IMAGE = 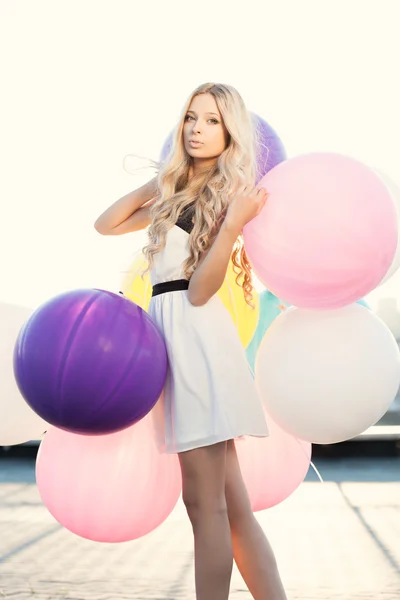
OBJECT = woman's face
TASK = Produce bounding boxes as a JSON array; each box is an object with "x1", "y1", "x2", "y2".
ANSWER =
[{"x1": 183, "y1": 93, "x2": 229, "y2": 167}]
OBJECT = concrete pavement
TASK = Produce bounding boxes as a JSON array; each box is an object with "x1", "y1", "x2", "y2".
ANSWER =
[{"x1": 0, "y1": 453, "x2": 399, "y2": 599}]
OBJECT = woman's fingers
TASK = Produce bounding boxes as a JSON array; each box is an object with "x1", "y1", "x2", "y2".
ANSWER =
[
  {"x1": 233, "y1": 184, "x2": 269, "y2": 201},
  {"x1": 255, "y1": 186, "x2": 268, "y2": 196}
]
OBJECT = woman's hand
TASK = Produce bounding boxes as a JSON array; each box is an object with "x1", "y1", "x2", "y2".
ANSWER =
[{"x1": 224, "y1": 184, "x2": 268, "y2": 235}]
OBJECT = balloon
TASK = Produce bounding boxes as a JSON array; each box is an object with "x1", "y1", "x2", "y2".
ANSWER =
[
  {"x1": 120, "y1": 252, "x2": 152, "y2": 310},
  {"x1": 252, "y1": 114, "x2": 287, "y2": 182},
  {"x1": 243, "y1": 153, "x2": 398, "y2": 309},
  {"x1": 255, "y1": 304, "x2": 400, "y2": 444},
  {"x1": 36, "y1": 416, "x2": 182, "y2": 542},
  {"x1": 246, "y1": 291, "x2": 287, "y2": 373},
  {"x1": 159, "y1": 113, "x2": 286, "y2": 183},
  {"x1": 236, "y1": 411, "x2": 311, "y2": 511},
  {"x1": 14, "y1": 289, "x2": 168, "y2": 435},
  {"x1": 375, "y1": 170, "x2": 400, "y2": 285},
  {"x1": 246, "y1": 292, "x2": 370, "y2": 374},
  {"x1": 0, "y1": 303, "x2": 48, "y2": 446},
  {"x1": 356, "y1": 298, "x2": 370, "y2": 309},
  {"x1": 374, "y1": 297, "x2": 400, "y2": 341},
  {"x1": 217, "y1": 262, "x2": 260, "y2": 347},
  {"x1": 121, "y1": 253, "x2": 260, "y2": 348}
]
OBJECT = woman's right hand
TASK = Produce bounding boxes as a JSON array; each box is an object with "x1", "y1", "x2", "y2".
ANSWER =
[{"x1": 224, "y1": 184, "x2": 268, "y2": 235}]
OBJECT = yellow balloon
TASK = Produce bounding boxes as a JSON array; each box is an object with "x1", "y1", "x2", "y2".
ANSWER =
[
  {"x1": 121, "y1": 254, "x2": 259, "y2": 347},
  {"x1": 120, "y1": 253, "x2": 152, "y2": 310},
  {"x1": 218, "y1": 262, "x2": 260, "y2": 347}
]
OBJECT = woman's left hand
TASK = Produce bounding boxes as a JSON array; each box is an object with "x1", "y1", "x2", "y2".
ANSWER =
[{"x1": 224, "y1": 184, "x2": 268, "y2": 235}]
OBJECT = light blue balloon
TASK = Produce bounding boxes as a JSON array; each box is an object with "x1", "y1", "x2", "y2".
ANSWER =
[
  {"x1": 246, "y1": 290, "x2": 286, "y2": 375},
  {"x1": 356, "y1": 297, "x2": 370, "y2": 309}
]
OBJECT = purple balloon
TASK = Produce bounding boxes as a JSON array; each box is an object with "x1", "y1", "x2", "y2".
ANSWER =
[
  {"x1": 159, "y1": 112, "x2": 286, "y2": 182},
  {"x1": 13, "y1": 289, "x2": 167, "y2": 435},
  {"x1": 251, "y1": 114, "x2": 287, "y2": 182}
]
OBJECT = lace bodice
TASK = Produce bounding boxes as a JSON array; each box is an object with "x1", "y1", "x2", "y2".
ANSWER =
[{"x1": 175, "y1": 203, "x2": 195, "y2": 234}]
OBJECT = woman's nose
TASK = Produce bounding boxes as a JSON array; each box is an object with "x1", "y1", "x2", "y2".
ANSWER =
[{"x1": 192, "y1": 120, "x2": 201, "y2": 134}]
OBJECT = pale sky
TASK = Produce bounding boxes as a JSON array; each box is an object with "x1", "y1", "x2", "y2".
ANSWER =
[{"x1": 1, "y1": 0, "x2": 400, "y2": 318}]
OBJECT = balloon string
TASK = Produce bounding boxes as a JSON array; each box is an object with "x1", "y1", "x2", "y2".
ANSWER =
[
  {"x1": 122, "y1": 153, "x2": 160, "y2": 173},
  {"x1": 294, "y1": 437, "x2": 324, "y2": 483},
  {"x1": 310, "y1": 460, "x2": 324, "y2": 483}
]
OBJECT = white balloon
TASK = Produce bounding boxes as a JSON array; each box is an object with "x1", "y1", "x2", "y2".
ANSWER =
[
  {"x1": 255, "y1": 304, "x2": 400, "y2": 444},
  {"x1": 375, "y1": 171, "x2": 400, "y2": 285},
  {"x1": 374, "y1": 297, "x2": 400, "y2": 341},
  {"x1": 0, "y1": 303, "x2": 48, "y2": 446}
]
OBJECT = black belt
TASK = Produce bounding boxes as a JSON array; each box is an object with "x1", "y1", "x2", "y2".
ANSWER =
[{"x1": 151, "y1": 279, "x2": 190, "y2": 297}]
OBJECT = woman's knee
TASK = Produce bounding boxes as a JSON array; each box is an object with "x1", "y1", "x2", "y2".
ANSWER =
[
  {"x1": 182, "y1": 485, "x2": 228, "y2": 525},
  {"x1": 179, "y1": 443, "x2": 229, "y2": 526}
]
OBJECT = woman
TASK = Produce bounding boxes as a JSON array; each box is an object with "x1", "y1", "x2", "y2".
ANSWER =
[{"x1": 94, "y1": 82, "x2": 287, "y2": 600}]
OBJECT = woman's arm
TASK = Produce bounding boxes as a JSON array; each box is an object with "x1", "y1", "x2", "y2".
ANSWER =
[
  {"x1": 187, "y1": 221, "x2": 240, "y2": 306},
  {"x1": 188, "y1": 184, "x2": 268, "y2": 306},
  {"x1": 94, "y1": 176, "x2": 158, "y2": 235}
]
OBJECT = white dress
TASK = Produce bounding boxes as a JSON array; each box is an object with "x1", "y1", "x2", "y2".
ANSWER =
[{"x1": 148, "y1": 220, "x2": 269, "y2": 454}]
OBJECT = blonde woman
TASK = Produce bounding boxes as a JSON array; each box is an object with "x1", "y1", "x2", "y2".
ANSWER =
[{"x1": 94, "y1": 83, "x2": 287, "y2": 600}]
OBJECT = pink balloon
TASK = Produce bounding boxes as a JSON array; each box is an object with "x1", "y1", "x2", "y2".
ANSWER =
[
  {"x1": 36, "y1": 416, "x2": 182, "y2": 542},
  {"x1": 236, "y1": 412, "x2": 311, "y2": 511},
  {"x1": 243, "y1": 153, "x2": 398, "y2": 309}
]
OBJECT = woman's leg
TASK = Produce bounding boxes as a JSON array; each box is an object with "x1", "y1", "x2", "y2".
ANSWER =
[
  {"x1": 225, "y1": 440, "x2": 288, "y2": 600},
  {"x1": 179, "y1": 441, "x2": 233, "y2": 600}
]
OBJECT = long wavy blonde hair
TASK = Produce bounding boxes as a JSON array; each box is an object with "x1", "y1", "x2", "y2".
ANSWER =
[{"x1": 142, "y1": 82, "x2": 258, "y2": 306}]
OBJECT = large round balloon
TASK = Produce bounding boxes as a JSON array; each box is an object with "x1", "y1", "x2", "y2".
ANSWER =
[
  {"x1": 159, "y1": 113, "x2": 286, "y2": 183},
  {"x1": 36, "y1": 416, "x2": 182, "y2": 542},
  {"x1": 0, "y1": 303, "x2": 48, "y2": 446},
  {"x1": 246, "y1": 292, "x2": 370, "y2": 374},
  {"x1": 374, "y1": 297, "x2": 400, "y2": 341},
  {"x1": 255, "y1": 303, "x2": 400, "y2": 444},
  {"x1": 14, "y1": 289, "x2": 168, "y2": 435},
  {"x1": 121, "y1": 253, "x2": 260, "y2": 348},
  {"x1": 236, "y1": 411, "x2": 311, "y2": 511},
  {"x1": 243, "y1": 153, "x2": 398, "y2": 309}
]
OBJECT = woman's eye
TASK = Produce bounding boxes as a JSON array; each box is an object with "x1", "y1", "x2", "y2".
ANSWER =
[{"x1": 185, "y1": 115, "x2": 218, "y2": 124}]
